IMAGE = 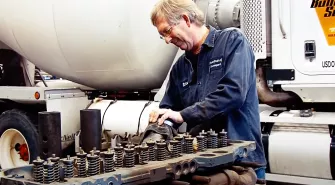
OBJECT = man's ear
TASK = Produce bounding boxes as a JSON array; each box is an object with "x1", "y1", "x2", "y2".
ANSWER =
[{"x1": 182, "y1": 14, "x2": 191, "y2": 27}]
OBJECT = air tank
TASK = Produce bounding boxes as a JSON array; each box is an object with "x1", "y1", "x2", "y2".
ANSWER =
[{"x1": 0, "y1": 0, "x2": 178, "y2": 90}]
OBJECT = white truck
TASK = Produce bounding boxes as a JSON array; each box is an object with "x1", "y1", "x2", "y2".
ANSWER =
[{"x1": 0, "y1": 0, "x2": 335, "y2": 184}]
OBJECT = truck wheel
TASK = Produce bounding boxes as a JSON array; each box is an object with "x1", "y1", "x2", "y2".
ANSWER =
[{"x1": 0, "y1": 110, "x2": 39, "y2": 169}]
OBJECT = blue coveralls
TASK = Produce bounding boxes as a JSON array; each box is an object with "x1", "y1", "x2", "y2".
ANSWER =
[{"x1": 159, "y1": 26, "x2": 267, "y2": 179}]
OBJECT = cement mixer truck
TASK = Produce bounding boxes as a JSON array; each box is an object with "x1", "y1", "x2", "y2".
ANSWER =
[{"x1": 0, "y1": 0, "x2": 335, "y2": 184}]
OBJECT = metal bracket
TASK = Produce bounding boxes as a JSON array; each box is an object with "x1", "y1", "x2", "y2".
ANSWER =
[{"x1": 265, "y1": 69, "x2": 295, "y2": 81}]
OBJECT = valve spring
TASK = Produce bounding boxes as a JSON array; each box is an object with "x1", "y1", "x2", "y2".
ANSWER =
[
  {"x1": 104, "y1": 149, "x2": 115, "y2": 172},
  {"x1": 76, "y1": 149, "x2": 87, "y2": 177},
  {"x1": 134, "y1": 146, "x2": 141, "y2": 165},
  {"x1": 185, "y1": 137, "x2": 194, "y2": 154},
  {"x1": 169, "y1": 140, "x2": 180, "y2": 158},
  {"x1": 32, "y1": 156, "x2": 44, "y2": 183},
  {"x1": 209, "y1": 132, "x2": 218, "y2": 148},
  {"x1": 91, "y1": 147, "x2": 102, "y2": 171},
  {"x1": 146, "y1": 140, "x2": 156, "y2": 161},
  {"x1": 219, "y1": 130, "x2": 228, "y2": 147},
  {"x1": 114, "y1": 144, "x2": 124, "y2": 168},
  {"x1": 199, "y1": 130, "x2": 208, "y2": 150},
  {"x1": 124, "y1": 146, "x2": 135, "y2": 168},
  {"x1": 207, "y1": 129, "x2": 214, "y2": 148},
  {"x1": 63, "y1": 155, "x2": 74, "y2": 178},
  {"x1": 139, "y1": 144, "x2": 149, "y2": 164},
  {"x1": 207, "y1": 135, "x2": 213, "y2": 149},
  {"x1": 182, "y1": 134, "x2": 191, "y2": 153},
  {"x1": 196, "y1": 135, "x2": 205, "y2": 152},
  {"x1": 49, "y1": 154, "x2": 60, "y2": 182},
  {"x1": 174, "y1": 136, "x2": 183, "y2": 156},
  {"x1": 156, "y1": 141, "x2": 167, "y2": 161},
  {"x1": 87, "y1": 151, "x2": 100, "y2": 176},
  {"x1": 43, "y1": 159, "x2": 54, "y2": 184}
]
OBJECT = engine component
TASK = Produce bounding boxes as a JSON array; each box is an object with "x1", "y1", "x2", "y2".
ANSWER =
[
  {"x1": 87, "y1": 151, "x2": 100, "y2": 176},
  {"x1": 32, "y1": 156, "x2": 44, "y2": 183},
  {"x1": 146, "y1": 139, "x2": 156, "y2": 161},
  {"x1": 156, "y1": 140, "x2": 167, "y2": 161},
  {"x1": 182, "y1": 134, "x2": 191, "y2": 153},
  {"x1": 174, "y1": 136, "x2": 183, "y2": 156},
  {"x1": 91, "y1": 147, "x2": 101, "y2": 156},
  {"x1": 139, "y1": 143, "x2": 149, "y2": 165},
  {"x1": 76, "y1": 148, "x2": 87, "y2": 177},
  {"x1": 114, "y1": 144, "x2": 124, "y2": 168},
  {"x1": 38, "y1": 111, "x2": 62, "y2": 160},
  {"x1": 185, "y1": 137, "x2": 194, "y2": 154},
  {"x1": 0, "y1": 140, "x2": 255, "y2": 185},
  {"x1": 206, "y1": 130, "x2": 213, "y2": 149},
  {"x1": 80, "y1": 109, "x2": 102, "y2": 153},
  {"x1": 196, "y1": 135, "x2": 205, "y2": 152},
  {"x1": 126, "y1": 142, "x2": 135, "y2": 149},
  {"x1": 209, "y1": 131, "x2": 218, "y2": 149},
  {"x1": 124, "y1": 146, "x2": 135, "y2": 168},
  {"x1": 134, "y1": 146, "x2": 140, "y2": 165},
  {"x1": 62, "y1": 155, "x2": 74, "y2": 178},
  {"x1": 219, "y1": 129, "x2": 228, "y2": 147},
  {"x1": 91, "y1": 146, "x2": 103, "y2": 173},
  {"x1": 49, "y1": 154, "x2": 60, "y2": 182},
  {"x1": 43, "y1": 159, "x2": 55, "y2": 184},
  {"x1": 169, "y1": 139, "x2": 180, "y2": 158},
  {"x1": 199, "y1": 130, "x2": 208, "y2": 150},
  {"x1": 103, "y1": 148, "x2": 115, "y2": 172}
]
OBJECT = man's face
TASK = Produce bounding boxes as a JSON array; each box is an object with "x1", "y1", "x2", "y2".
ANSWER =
[{"x1": 155, "y1": 16, "x2": 193, "y2": 51}]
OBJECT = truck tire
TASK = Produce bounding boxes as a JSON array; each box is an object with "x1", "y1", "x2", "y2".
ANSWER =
[{"x1": 0, "y1": 109, "x2": 39, "y2": 169}]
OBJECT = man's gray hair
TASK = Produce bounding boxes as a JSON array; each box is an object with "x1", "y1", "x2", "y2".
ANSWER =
[{"x1": 151, "y1": 0, "x2": 205, "y2": 27}]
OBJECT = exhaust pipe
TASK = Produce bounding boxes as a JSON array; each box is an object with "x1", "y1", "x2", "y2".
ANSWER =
[{"x1": 256, "y1": 66, "x2": 302, "y2": 107}]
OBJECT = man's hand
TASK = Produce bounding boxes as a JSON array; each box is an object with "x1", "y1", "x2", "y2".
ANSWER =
[{"x1": 149, "y1": 108, "x2": 184, "y2": 125}]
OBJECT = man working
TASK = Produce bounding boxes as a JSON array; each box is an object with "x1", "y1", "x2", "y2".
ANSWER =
[{"x1": 148, "y1": 0, "x2": 266, "y2": 180}]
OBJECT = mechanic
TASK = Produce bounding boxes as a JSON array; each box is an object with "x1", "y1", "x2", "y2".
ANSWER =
[{"x1": 148, "y1": 0, "x2": 267, "y2": 180}]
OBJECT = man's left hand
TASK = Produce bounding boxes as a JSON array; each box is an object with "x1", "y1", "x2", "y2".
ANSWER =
[{"x1": 149, "y1": 109, "x2": 184, "y2": 125}]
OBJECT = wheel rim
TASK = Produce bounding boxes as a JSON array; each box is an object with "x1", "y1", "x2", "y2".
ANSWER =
[{"x1": 0, "y1": 129, "x2": 30, "y2": 169}]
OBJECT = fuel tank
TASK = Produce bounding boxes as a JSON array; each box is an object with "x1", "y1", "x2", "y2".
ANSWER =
[{"x1": 0, "y1": 0, "x2": 178, "y2": 90}]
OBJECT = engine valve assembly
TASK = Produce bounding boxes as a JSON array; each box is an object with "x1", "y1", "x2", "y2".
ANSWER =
[
  {"x1": 43, "y1": 159, "x2": 55, "y2": 184},
  {"x1": 146, "y1": 139, "x2": 156, "y2": 161},
  {"x1": 32, "y1": 156, "x2": 44, "y2": 183},
  {"x1": 76, "y1": 148, "x2": 87, "y2": 177},
  {"x1": 102, "y1": 148, "x2": 115, "y2": 172},
  {"x1": 62, "y1": 155, "x2": 74, "y2": 178},
  {"x1": 26, "y1": 129, "x2": 232, "y2": 185},
  {"x1": 87, "y1": 150, "x2": 100, "y2": 176},
  {"x1": 156, "y1": 140, "x2": 168, "y2": 161},
  {"x1": 139, "y1": 143, "x2": 149, "y2": 165},
  {"x1": 124, "y1": 145, "x2": 135, "y2": 168},
  {"x1": 114, "y1": 143, "x2": 124, "y2": 168},
  {"x1": 49, "y1": 154, "x2": 60, "y2": 182}
]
